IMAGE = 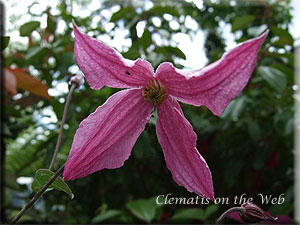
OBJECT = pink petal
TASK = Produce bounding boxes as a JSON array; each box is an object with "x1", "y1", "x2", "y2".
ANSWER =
[
  {"x1": 64, "y1": 88, "x2": 153, "y2": 180},
  {"x1": 156, "y1": 96, "x2": 215, "y2": 200},
  {"x1": 73, "y1": 24, "x2": 154, "y2": 90},
  {"x1": 155, "y1": 31, "x2": 268, "y2": 116}
]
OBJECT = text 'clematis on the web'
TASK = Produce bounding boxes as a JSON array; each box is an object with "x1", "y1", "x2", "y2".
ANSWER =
[{"x1": 63, "y1": 24, "x2": 268, "y2": 201}]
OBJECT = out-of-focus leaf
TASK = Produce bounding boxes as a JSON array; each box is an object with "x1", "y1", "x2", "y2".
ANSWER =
[
  {"x1": 247, "y1": 121, "x2": 262, "y2": 141},
  {"x1": 247, "y1": 25, "x2": 268, "y2": 36},
  {"x1": 232, "y1": 15, "x2": 255, "y2": 32},
  {"x1": 170, "y1": 208, "x2": 204, "y2": 222},
  {"x1": 52, "y1": 99, "x2": 64, "y2": 120},
  {"x1": 14, "y1": 95, "x2": 44, "y2": 108},
  {"x1": 91, "y1": 210, "x2": 124, "y2": 223},
  {"x1": 5, "y1": 173, "x2": 20, "y2": 191},
  {"x1": 9, "y1": 211, "x2": 32, "y2": 222},
  {"x1": 271, "y1": 26, "x2": 293, "y2": 46},
  {"x1": 222, "y1": 96, "x2": 247, "y2": 121},
  {"x1": 156, "y1": 46, "x2": 186, "y2": 59},
  {"x1": 110, "y1": 7, "x2": 134, "y2": 22},
  {"x1": 204, "y1": 205, "x2": 218, "y2": 219},
  {"x1": 269, "y1": 200, "x2": 293, "y2": 215},
  {"x1": 56, "y1": 52, "x2": 75, "y2": 74},
  {"x1": 272, "y1": 37, "x2": 293, "y2": 48},
  {"x1": 284, "y1": 117, "x2": 293, "y2": 136},
  {"x1": 47, "y1": 9, "x2": 57, "y2": 33},
  {"x1": 4, "y1": 69, "x2": 17, "y2": 96},
  {"x1": 1, "y1": 36, "x2": 10, "y2": 50},
  {"x1": 132, "y1": 132, "x2": 152, "y2": 159},
  {"x1": 147, "y1": 6, "x2": 180, "y2": 17},
  {"x1": 270, "y1": 63, "x2": 293, "y2": 83},
  {"x1": 20, "y1": 21, "x2": 40, "y2": 36},
  {"x1": 265, "y1": 52, "x2": 294, "y2": 66},
  {"x1": 25, "y1": 46, "x2": 48, "y2": 64},
  {"x1": 258, "y1": 66, "x2": 287, "y2": 92},
  {"x1": 123, "y1": 45, "x2": 140, "y2": 59},
  {"x1": 140, "y1": 30, "x2": 152, "y2": 50},
  {"x1": 126, "y1": 198, "x2": 157, "y2": 223},
  {"x1": 7, "y1": 68, "x2": 51, "y2": 100},
  {"x1": 126, "y1": 15, "x2": 141, "y2": 29},
  {"x1": 32, "y1": 169, "x2": 73, "y2": 199},
  {"x1": 274, "y1": 112, "x2": 293, "y2": 137}
]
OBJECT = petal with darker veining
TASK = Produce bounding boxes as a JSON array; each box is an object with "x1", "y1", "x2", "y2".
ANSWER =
[
  {"x1": 74, "y1": 24, "x2": 154, "y2": 90},
  {"x1": 155, "y1": 31, "x2": 268, "y2": 116},
  {"x1": 156, "y1": 96, "x2": 215, "y2": 200},
  {"x1": 64, "y1": 88, "x2": 153, "y2": 180}
]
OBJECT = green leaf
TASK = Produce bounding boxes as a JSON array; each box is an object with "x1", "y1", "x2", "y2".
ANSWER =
[
  {"x1": 147, "y1": 6, "x2": 180, "y2": 17},
  {"x1": 20, "y1": 21, "x2": 41, "y2": 36},
  {"x1": 222, "y1": 96, "x2": 247, "y2": 121},
  {"x1": 126, "y1": 15, "x2": 141, "y2": 29},
  {"x1": 271, "y1": 26, "x2": 293, "y2": 46},
  {"x1": 204, "y1": 205, "x2": 218, "y2": 218},
  {"x1": 156, "y1": 46, "x2": 186, "y2": 59},
  {"x1": 126, "y1": 198, "x2": 157, "y2": 223},
  {"x1": 92, "y1": 210, "x2": 124, "y2": 223},
  {"x1": 170, "y1": 208, "x2": 204, "y2": 222},
  {"x1": 32, "y1": 169, "x2": 73, "y2": 199},
  {"x1": 110, "y1": 7, "x2": 134, "y2": 22},
  {"x1": 140, "y1": 30, "x2": 152, "y2": 50},
  {"x1": 47, "y1": 10, "x2": 57, "y2": 33},
  {"x1": 132, "y1": 132, "x2": 152, "y2": 160},
  {"x1": 232, "y1": 15, "x2": 255, "y2": 32},
  {"x1": 274, "y1": 112, "x2": 293, "y2": 137},
  {"x1": 270, "y1": 63, "x2": 293, "y2": 83},
  {"x1": 247, "y1": 24, "x2": 268, "y2": 36},
  {"x1": 51, "y1": 99, "x2": 64, "y2": 120},
  {"x1": 25, "y1": 46, "x2": 48, "y2": 64},
  {"x1": 123, "y1": 45, "x2": 140, "y2": 60},
  {"x1": 56, "y1": 52, "x2": 75, "y2": 74},
  {"x1": 269, "y1": 200, "x2": 293, "y2": 215},
  {"x1": 272, "y1": 36, "x2": 293, "y2": 48},
  {"x1": 247, "y1": 121, "x2": 262, "y2": 141},
  {"x1": 265, "y1": 52, "x2": 294, "y2": 67},
  {"x1": 258, "y1": 66, "x2": 287, "y2": 92},
  {"x1": 1, "y1": 36, "x2": 10, "y2": 50}
]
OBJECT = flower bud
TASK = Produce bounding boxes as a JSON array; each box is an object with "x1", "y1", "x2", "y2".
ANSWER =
[
  {"x1": 69, "y1": 74, "x2": 84, "y2": 88},
  {"x1": 240, "y1": 202, "x2": 277, "y2": 223}
]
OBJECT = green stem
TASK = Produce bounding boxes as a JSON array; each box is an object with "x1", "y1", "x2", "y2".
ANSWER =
[{"x1": 8, "y1": 81, "x2": 78, "y2": 224}]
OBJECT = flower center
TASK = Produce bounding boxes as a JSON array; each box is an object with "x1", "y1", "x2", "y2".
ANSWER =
[{"x1": 142, "y1": 79, "x2": 168, "y2": 107}]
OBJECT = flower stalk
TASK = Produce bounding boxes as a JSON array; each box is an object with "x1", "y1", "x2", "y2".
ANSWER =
[
  {"x1": 9, "y1": 76, "x2": 82, "y2": 224},
  {"x1": 9, "y1": 164, "x2": 65, "y2": 224},
  {"x1": 49, "y1": 83, "x2": 76, "y2": 170}
]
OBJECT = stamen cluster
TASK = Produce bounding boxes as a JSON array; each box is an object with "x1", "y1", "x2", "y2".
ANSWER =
[{"x1": 142, "y1": 79, "x2": 168, "y2": 107}]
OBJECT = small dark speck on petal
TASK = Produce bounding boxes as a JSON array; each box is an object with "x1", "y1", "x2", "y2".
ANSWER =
[{"x1": 125, "y1": 71, "x2": 131, "y2": 75}]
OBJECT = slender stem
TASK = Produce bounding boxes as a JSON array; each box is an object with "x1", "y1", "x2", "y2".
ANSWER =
[
  {"x1": 216, "y1": 207, "x2": 244, "y2": 225},
  {"x1": 49, "y1": 84, "x2": 76, "y2": 170},
  {"x1": 9, "y1": 164, "x2": 65, "y2": 224},
  {"x1": 8, "y1": 83, "x2": 78, "y2": 224}
]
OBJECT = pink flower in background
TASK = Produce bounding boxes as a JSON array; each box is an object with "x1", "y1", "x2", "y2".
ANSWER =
[{"x1": 63, "y1": 24, "x2": 267, "y2": 200}]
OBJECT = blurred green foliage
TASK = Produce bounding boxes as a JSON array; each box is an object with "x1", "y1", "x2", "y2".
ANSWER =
[{"x1": 2, "y1": 0, "x2": 294, "y2": 224}]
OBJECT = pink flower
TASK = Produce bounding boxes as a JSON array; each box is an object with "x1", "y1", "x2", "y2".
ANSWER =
[{"x1": 63, "y1": 24, "x2": 268, "y2": 201}]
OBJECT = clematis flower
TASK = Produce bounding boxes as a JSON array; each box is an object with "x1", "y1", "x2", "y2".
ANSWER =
[{"x1": 63, "y1": 24, "x2": 268, "y2": 201}]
